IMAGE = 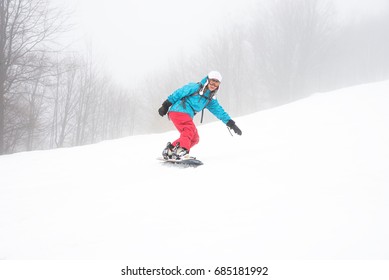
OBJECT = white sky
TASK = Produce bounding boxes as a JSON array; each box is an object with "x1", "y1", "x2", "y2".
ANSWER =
[
  {"x1": 59, "y1": 0, "x2": 388, "y2": 88},
  {"x1": 63, "y1": 0, "x2": 253, "y2": 87},
  {"x1": 334, "y1": 0, "x2": 388, "y2": 20}
]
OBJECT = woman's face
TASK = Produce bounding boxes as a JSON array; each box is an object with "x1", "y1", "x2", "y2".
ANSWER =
[{"x1": 208, "y1": 79, "x2": 220, "y2": 91}]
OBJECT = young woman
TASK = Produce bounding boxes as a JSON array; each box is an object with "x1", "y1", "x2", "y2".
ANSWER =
[{"x1": 158, "y1": 71, "x2": 242, "y2": 160}]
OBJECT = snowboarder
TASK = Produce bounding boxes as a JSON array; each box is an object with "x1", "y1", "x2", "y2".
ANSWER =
[{"x1": 158, "y1": 71, "x2": 242, "y2": 160}]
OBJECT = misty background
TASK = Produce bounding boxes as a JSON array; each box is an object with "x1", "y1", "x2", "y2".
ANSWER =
[{"x1": 0, "y1": 0, "x2": 388, "y2": 155}]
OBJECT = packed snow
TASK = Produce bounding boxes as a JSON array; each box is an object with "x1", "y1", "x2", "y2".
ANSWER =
[{"x1": 1, "y1": 80, "x2": 389, "y2": 260}]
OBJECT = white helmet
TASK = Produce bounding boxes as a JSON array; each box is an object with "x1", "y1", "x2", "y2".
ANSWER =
[{"x1": 208, "y1": 71, "x2": 222, "y2": 82}]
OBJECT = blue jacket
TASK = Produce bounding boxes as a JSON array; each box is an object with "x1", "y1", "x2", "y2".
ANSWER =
[{"x1": 167, "y1": 77, "x2": 231, "y2": 124}]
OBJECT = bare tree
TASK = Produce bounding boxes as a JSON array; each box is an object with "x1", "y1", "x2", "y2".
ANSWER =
[
  {"x1": 47, "y1": 54, "x2": 80, "y2": 148},
  {"x1": 23, "y1": 58, "x2": 47, "y2": 151},
  {"x1": 0, "y1": 0, "x2": 66, "y2": 154},
  {"x1": 73, "y1": 51, "x2": 98, "y2": 146}
]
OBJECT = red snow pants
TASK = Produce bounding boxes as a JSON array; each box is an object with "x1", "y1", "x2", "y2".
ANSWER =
[{"x1": 168, "y1": 112, "x2": 199, "y2": 152}]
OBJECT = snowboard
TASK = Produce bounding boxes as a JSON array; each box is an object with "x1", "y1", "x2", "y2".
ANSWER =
[{"x1": 157, "y1": 156, "x2": 203, "y2": 167}]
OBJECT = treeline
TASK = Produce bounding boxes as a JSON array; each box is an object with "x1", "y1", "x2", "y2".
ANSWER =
[
  {"x1": 1, "y1": 0, "x2": 389, "y2": 155},
  {"x1": 145, "y1": 0, "x2": 389, "y2": 135},
  {"x1": 0, "y1": 0, "x2": 138, "y2": 154},
  {"x1": 148, "y1": 0, "x2": 389, "y2": 119}
]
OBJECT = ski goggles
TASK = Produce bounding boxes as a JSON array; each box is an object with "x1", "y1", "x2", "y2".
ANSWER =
[{"x1": 208, "y1": 79, "x2": 221, "y2": 86}]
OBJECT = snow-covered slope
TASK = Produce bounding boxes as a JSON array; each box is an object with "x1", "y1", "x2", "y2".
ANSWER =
[{"x1": 1, "y1": 81, "x2": 389, "y2": 260}]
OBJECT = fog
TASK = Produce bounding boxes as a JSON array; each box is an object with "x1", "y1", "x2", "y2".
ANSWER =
[
  {"x1": 66, "y1": 0, "x2": 389, "y2": 87},
  {"x1": 1, "y1": 0, "x2": 388, "y2": 154},
  {"x1": 62, "y1": 0, "x2": 389, "y2": 120},
  {"x1": 64, "y1": 0, "x2": 255, "y2": 85},
  {"x1": 335, "y1": 0, "x2": 389, "y2": 20}
]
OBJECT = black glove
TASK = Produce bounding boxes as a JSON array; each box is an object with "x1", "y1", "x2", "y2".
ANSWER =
[
  {"x1": 158, "y1": 100, "x2": 172, "y2": 117},
  {"x1": 227, "y1": 119, "x2": 242, "y2": 135}
]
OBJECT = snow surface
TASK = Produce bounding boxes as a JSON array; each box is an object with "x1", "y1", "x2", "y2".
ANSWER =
[{"x1": 1, "y1": 81, "x2": 389, "y2": 260}]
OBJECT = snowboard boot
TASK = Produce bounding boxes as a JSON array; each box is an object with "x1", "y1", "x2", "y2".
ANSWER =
[
  {"x1": 172, "y1": 146, "x2": 189, "y2": 160},
  {"x1": 162, "y1": 142, "x2": 175, "y2": 159}
]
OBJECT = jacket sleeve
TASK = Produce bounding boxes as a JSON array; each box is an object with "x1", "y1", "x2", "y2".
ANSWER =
[{"x1": 206, "y1": 99, "x2": 231, "y2": 124}]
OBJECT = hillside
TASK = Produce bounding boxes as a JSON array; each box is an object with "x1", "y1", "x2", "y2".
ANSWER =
[{"x1": 1, "y1": 81, "x2": 389, "y2": 260}]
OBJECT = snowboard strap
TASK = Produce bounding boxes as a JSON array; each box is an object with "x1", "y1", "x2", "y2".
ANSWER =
[{"x1": 181, "y1": 82, "x2": 216, "y2": 123}]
